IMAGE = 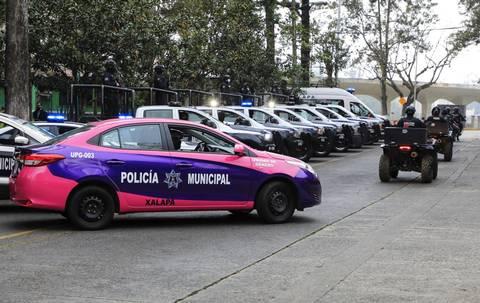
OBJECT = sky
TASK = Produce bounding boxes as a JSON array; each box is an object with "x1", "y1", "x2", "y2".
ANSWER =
[
  {"x1": 335, "y1": 1, "x2": 480, "y2": 85},
  {"x1": 433, "y1": 1, "x2": 480, "y2": 84}
]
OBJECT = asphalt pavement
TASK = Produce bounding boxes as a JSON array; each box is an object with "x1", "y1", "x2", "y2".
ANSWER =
[{"x1": 1, "y1": 132, "x2": 480, "y2": 303}]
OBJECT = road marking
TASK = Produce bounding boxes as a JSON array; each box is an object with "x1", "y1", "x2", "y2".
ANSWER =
[{"x1": 0, "y1": 229, "x2": 36, "y2": 241}]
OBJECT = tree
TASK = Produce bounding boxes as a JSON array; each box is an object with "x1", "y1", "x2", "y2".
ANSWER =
[
  {"x1": 345, "y1": 0, "x2": 438, "y2": 115},
  {"x1": 168, "y1": 0, "x2": 271, "y2": 91},
  {"x1": 387, "y1": 36, "x2": 459, "y2": 111},
  {"x1": 314, "y1": 30, "x2": 349, "y2": 87},
  {"x1": 29, "y1": 0, "x2": 171, "y2": 89},
  {"x1": 457, "y1": 0, "x2": 480, "y2": 46},
  {"x1": 5, "y1": 0, "x2": 30, "y2": 119}
]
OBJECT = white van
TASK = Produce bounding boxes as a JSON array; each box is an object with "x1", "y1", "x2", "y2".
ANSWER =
[{"x1": 299, "y1": 87, "x2": 387, "y2": 120}]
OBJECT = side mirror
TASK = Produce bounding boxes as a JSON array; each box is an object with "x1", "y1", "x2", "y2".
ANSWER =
[
  {"x1": 234, "y1": 144, "x2": 246, "y2": 156},
  {"x1": 14, "y1": 135, "x2": 29, "y2": 145}
]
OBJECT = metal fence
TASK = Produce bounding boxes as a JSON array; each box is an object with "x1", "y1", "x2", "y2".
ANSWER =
[{"x1": 70, "y1": 84, "x2": 135, "y2": 122}]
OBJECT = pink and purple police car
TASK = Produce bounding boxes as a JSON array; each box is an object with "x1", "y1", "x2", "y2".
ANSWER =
[{"x1": 9, "y1": 119, "x2": 321, "y2": 230}]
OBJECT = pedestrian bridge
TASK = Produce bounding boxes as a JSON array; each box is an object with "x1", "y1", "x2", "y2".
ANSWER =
[{"x1": 330, "y1": 78, "x2": 480, "y2": 124}]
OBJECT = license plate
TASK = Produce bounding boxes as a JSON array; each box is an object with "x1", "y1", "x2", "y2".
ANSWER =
[{"x1": 339, "y1": 134, "x2": 345, "y2": 139}]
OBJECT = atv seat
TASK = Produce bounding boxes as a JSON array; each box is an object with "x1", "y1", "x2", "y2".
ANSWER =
[{"x1": 426, "y1": 120, "x2": 449, "y2": 136}]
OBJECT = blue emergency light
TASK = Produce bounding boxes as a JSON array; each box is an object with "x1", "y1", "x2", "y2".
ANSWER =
[
  {"x1": 47, "y1": 114, "x2": 66, "y2": 122},
  {"x1": 241, "y1": 100, "x2": 253, "y2": 107},
  {"x1": 118, "y1": 114, "x2": 133, "y2": 119}
]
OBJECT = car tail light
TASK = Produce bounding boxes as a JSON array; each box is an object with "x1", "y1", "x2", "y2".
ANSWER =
[
  {"x1": 399, "y1": 145, "x2": 412, "y2": 152},
  {"x1": 19, "y1": 154, "x2": 65, "y2": 167}
]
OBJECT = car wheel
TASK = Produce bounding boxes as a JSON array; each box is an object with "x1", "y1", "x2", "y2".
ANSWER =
[
  {"x1": 292, "y1": 139, "x2": 313, "y2": 162},
  {"x1": 67, "y1": 186, "x2": 115, "y2": 230},
  {"x1": 444, "y1": 141, "x2": 453, "y2": 162},
  {"x1": 379, "y1": 154, "x2": 391, "y2": 182},
  {"x1": 256, "y1": 181, "x2": 295, "y2": 224},
  {"x1": 421, "y1": 154, "x2": 434, "y2": 183},
  {"x1": 334, "y1": 146, "x2": 349, "y2": 152}
]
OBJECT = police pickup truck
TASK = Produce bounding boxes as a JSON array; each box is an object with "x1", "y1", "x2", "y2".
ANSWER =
[{"x1": 0, "y1": 113, "x2": 53, "y2": 195}]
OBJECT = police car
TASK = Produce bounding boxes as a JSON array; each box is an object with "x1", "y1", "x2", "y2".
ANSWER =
[
  {"x1": 135, "y1": 106, "x2": 277, "y2": 152},
  {"x1": 34, "y1": 121, "x2": 84, "y2": 136},
  {"x1": 0, "y1": 113, "x2": 53, "y2": 192},
  {"x1": 9, "y1": 119, "x2": 322, "y2": 230}
]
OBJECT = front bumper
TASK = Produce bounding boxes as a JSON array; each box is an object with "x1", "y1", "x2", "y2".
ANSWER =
[{"x1": 294, "y1": 169, "x2": 322, "y2": 210}]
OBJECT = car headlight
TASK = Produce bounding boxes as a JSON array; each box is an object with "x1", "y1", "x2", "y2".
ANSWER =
[
  {"x1": 264, "y1": 132, "x2": 273, "y2": 142},
  {"x1": 286, "y1": 160, "x2": 317, "y2": 176},
  {"x1": 317, "y1": 127, "x2": 325, "y2": 135}
]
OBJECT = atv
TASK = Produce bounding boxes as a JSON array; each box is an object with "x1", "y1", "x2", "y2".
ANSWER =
[
  {"x1": 426, "y1": 119, "x2": 453, "y2": 162},
  {"x1": 379, "y1": 127, "x2": 438, "y2": 183}
]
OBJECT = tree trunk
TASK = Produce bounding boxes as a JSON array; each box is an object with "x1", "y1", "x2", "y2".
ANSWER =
[
  {"x1": 300, "y1": 0, "x2": 310, "y2": 86},
  {"x1": 5, "y1": 0, "x2": 30, "y2": 120},
  {"x1": 380, "y1": 72, "x2": 388, "y2": 115},
  {"x1": 264, "y1": 0, "x2": 276, "y2": 69}
]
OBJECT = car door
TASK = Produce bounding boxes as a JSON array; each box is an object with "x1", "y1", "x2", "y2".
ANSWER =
[
  {"x1": 97, "y1": 123, "x2": 175, "y2": 211},
  {"x1": 166, "y1": 123, "x2": 255, "y2": 208}
]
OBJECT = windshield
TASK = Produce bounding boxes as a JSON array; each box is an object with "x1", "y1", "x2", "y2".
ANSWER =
[
  {"x1": 293, "y1": 108, "x2": 326, "y2": 122},
  {"x1": 328, "y1": 107, "x2": 351, "y2": 118},
  {"x1": 23, "y1": 121, "x2": 55, "y2": 138},
  {"x1": 350, "y1": 102, "x2": 374, "y2": 118},
  {"x1": 43, "y1": 125, "x2": 93, "y2": 145}
]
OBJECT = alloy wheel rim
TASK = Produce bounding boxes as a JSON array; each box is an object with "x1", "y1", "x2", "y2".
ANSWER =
[{"x1": 79, "y1": 195, "x2": 105, "y2": 222}]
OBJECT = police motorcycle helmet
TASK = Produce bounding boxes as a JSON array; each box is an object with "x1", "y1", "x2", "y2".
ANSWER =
[{"x1": 431, "y1": 106, "x2": 441, "y2": 117}]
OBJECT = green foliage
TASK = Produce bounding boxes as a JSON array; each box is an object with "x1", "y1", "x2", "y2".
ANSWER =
[
  {"x1": 26, "y1": 0, "x2": 274, "y2": 92},
  {"x1": 457, "y1": 0, "x2": 480, "y2": 46}
]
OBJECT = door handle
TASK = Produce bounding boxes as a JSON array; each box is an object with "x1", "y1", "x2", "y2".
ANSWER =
[
  {"x1": 176, "y1": 162, "x2": 192, "y2": 168},
  {"x1": 106, "y1": 159, "x2": 125, "y2": 165}
]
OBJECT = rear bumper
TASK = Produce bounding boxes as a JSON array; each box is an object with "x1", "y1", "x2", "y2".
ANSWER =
[{"x1": 9, "y1": 166, "x2": 75, "y2": 212}]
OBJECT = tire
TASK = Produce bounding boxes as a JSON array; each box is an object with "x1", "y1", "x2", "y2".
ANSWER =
[
  {"x1": 291, "y1": 138, "x2": 313, "y2": 162},
  {"x1": 390, "y1": 168, "x2": 399, "y2": 179},
  {"x1": 66, "y1": 186, "x2": 115, "y2": 230},
  {"x1": 443, "y1": 141, "x2": 453, "y2": 162},
  {"x1": 256, "y1": 181, "x2": 295, "y2": 224},
  {"x1": 433, "y1": 156, "x2": 438, "y2": 180},
  {"x1": 379, "y1": 154, "x2": 391, "y2": 182},
  {"x1": 421, "y1": 154, "x2": 434, "y2": 183},
  {"x1": 334, "y1": 145, "x2": 349, "y2": 152}
]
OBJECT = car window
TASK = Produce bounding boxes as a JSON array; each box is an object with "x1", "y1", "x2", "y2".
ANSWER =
[
  {"x1": 144, "y1": 109, "x2": 173, "y2": 118},
  {"x1": 302, "y1": 98, "x2": 345, "y2": 107},
  {"x1": 58, "y1": 126, "x2": 76, "y2": 135},
  {"x1": 328, "y1": 107, "x2": 349, "y2": 118},
  {"x1": 39, "y1": 125, "x2": 59, "y2": 136},
  {"x1": 291, "y1": 109, "x2": 320, "y2": 121},
  {"x1": 100, "y1": 129, "x2": 121, "y2": 148},
  {"x1": 100, "y1": 125, "x2": 163, "y2": 150},
  {"x1": 201, "y1": 109, "x2": 213, "y2": 115},
  {"x1": 168, "y1": 125, "x2": 234, "y2": 155}
]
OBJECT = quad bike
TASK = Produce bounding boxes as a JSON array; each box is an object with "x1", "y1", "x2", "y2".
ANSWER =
[
  {"x1": 426, "y1": 119, "x2": 453, "y2": 162},
  {"x1": 379, "y1": 127, "x2": 438, "y2": 183}
]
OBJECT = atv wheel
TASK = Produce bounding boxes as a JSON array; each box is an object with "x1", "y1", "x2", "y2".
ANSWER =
[
  {"x1": 379, "y1": 154, "x2": 391, "y2": 182},
  {"x1": 421, "y1": 154, "x2": 434, "y2": 183},
  {"x1": 390, "y1": 167, "x2": 399, "y2": 178},
  {"x1": 444, "y1": 141, "x2": 453, "y2": 162}
]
